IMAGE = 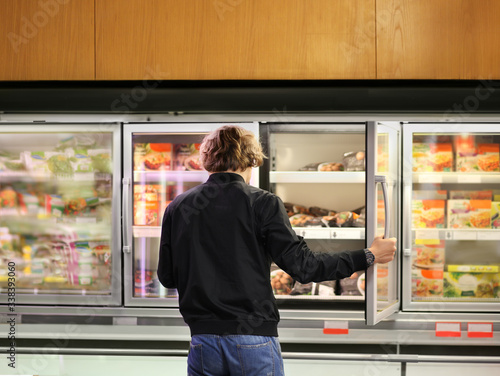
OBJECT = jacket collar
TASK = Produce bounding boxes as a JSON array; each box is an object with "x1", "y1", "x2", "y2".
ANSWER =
[{"x1": 207, "y1": 172, "x2": 245, "y2": 184}]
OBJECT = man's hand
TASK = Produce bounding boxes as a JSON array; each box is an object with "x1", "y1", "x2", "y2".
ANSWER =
[{"x1": 368, "y1": 236, "x2": 397, "y2": 264}]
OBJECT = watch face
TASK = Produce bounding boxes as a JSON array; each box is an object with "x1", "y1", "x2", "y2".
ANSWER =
[{"x1": 365, "y1": 249, "x2": 375, "y2": 266}]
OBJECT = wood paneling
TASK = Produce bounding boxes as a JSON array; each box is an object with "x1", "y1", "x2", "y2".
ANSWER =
[
  {"x1": 96, "y1": 0, "x2": 376, "y2": 80},
  {"x1": 0, "y1": 0, "x2": 94, "y2": 80},
  {"x1": 377, "y1": 0, "x2": 500, "y2": 79},
  {"x1": 95, "y1": 0, "x2": 156, "y2": 80}
]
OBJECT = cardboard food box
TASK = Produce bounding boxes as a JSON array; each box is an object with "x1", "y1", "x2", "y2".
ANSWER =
[
  {"x1": 477, "y1": 144, "x2": 500, "y2": 172},
  {"x1": 413, "y1": 143, "x2": 453, "y2": 172},
  {"x1": 412, "y1": 269, "x2": 444, "y2": 298},
  {"x1": 134, "y1": 201, "x2": 159, "y2": 226},
  {"x1": 449, "y1": 191, "x2": 492, "y2": 200},
  {"x1": 413, "y1": 240, "x2": 445, "y2": 269},
  {"x1": 412, "y1": 200, "x2": 446, "y2": 228},
  {"x1": 492, "y1": 202, "x2": 500, "y2": 229},
  {"x1": 173, "y1": 143, "x2": 202, "y2": 171},
  {"x1": 443, "y1": 267, "x2": 499, "y2": 298},
  {"x1": 448, "y1": 200, "x2": 492, "y2": 229},
  {"x1": 455, "y1": 135, "x2": 477, "y2": 172}
]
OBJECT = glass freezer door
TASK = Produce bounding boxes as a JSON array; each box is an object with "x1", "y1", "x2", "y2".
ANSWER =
[
  {"x1": 365, "y1": 121, "x2": 401, "y2": 325},
  {"x1": 0, "y1": 123, "x2": 121, "y2": 306},
  {"x1": 123, "y1": 123, "x2": 259, "y2": 307},
  {"x1": 402, "y1": 123, "x2": 500, "y2": 312}
]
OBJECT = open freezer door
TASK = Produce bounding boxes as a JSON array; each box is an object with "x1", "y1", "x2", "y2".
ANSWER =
[{"x1": 365, "y1": 121, "x2": 401, "y2": 325}]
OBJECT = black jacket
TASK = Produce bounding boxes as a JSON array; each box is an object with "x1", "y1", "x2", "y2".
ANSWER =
[{"x1": 158, "y1": 172, "x2": 367, "y2": 336}]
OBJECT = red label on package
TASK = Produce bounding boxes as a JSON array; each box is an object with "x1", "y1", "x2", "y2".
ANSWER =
[
  {"x1": 467, "y1": 323, "x2": 493, "y2": 338},
  {"x1": 323, "y1": 321, "x2": 349, "y2": 335},
  {"x1": 435, "y1": 322, "x2": 461, "y2": 337}
]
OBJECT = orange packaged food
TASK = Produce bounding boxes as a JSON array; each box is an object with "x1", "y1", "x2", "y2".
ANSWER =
[
  {"x1": 448, "y1": 200, "x2": 492, "y2": 229},
  {"x1": 477, "y1": 144, "x2": 499, "y2": 172},
  {"x1": 412, "y1": 269, "x2": 444, "y2": 298},
  {"x1": 413, "y1": 200, "x2": 446, "y2": 228},
  {"x1": 413, "y1": 240, "x2": 446, "y2": 269},
  {"x1": 413, "y1": 143, "x2": 453, "y2": 172}
]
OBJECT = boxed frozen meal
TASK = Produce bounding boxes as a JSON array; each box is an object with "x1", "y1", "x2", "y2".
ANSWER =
[
  {"x1": 135, "y1": 143, "x2": 172, "y2": 171},
  {"x1": 443, "y1": 269, "x2": 499, "y2": 298},
  {"x1": 477, "y1": 144, "x2": 500, "y2": 172},
  {"x1": 413, "y1": 240, "x2": 445, "y2": 269},
  {"x1": 377, "y1": 266, "x2": 389, "y2": 299},
  {"x1": 412, "y1": 269, "x2": 444, "y2": 298},
  {"x1": 455, "y1": 135, "x2": 477, "y2": 172},
  {"x1": 412, "y1": 143, "x2": 453, "y2": 172},
  {"x1": 173, "y1": 143, "x2": 202, "y2": 171},
  {"x1": 412, "y1": 200, "x2": 446, "y2": 228},
  {"x1": 449, "y1": 190, "x2": 492, "y2": 200},
  {"x1": 492, "y1": 202, "x2": 500, "y2": 229},
  {"x1": 134, "y1": 201, "x2": 159, "y2": 226},
  {"x1": 448, "y1": 200, "x2": 491, "y2": 229}
]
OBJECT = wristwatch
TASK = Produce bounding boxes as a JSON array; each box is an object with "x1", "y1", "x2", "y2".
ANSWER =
[{"x1": 364, "y1": 248, "x2": 375, "y2": 267}]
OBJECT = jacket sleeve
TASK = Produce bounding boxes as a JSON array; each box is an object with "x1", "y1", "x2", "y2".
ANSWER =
[
  {"x1": 157, "y1": 205, "x2": 176, "y2": 288},
  {"x1": 259, "y1": 194, "x2": 367, "y2": 284}
]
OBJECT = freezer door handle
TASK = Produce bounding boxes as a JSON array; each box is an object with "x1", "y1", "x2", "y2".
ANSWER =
[
  {"x1": 122, "y1": 178, "x2": 132, "y2": 255},
  {"x1": 375, "y1": 175, "x2": 390, "y2": 239}
]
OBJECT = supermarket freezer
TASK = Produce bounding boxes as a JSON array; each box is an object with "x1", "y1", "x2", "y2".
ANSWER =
[{"x1": 0, "y1": 123, "x2": 122, "y2": 305}]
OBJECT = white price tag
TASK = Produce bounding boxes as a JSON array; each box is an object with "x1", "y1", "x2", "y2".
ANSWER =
[
  {"x1": 476, "y1": 231, "x2": 500, "y2": 240},
  {"x1": 331, "y1": 229, "x2": 362, "y2": 239},
  {"x1": 415, "y1": 230, "x2": 440, "y2": 240},
  {"x1": 453, "y1": 231, "x2": 477, "y2": 240},
  {"x1": 303, "y1": 228, "x2": 331, "y2": 239},
  {"x1": 76, "y1": 217, "x2": 97, "y2": 224},
  {"x1": 457, "y1": 175, "x2": 481, "y2": 183},
  {"x1": 418, "y1": 174, "x2": 443, "y2": 183}
]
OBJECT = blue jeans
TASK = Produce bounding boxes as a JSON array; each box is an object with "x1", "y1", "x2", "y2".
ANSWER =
[{"x1": 188, "y1": 334, "x2": 284, "y2": 376}]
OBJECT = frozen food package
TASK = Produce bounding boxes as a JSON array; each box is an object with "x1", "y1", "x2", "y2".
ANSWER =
[
  {"x1": 377, "y1": 265, "x2": 389, "y2": 299},
  {"x1": 339, "y1": 272, "x2": 364, "y2": 296},
  {"x1": 449, "y1": 190, "x2": 492, "y2": 200},
  {"x1": 492, "y1": 202, "x2": 500, "y2": 229},
  {"x1": 318, "y1": 162, "x2": 344, "y2": 171},
  {"x1": 333, "y1": 211, "x2": 359, "y2": 227},
  {"x1": 412, "y1": 143, "x2": 453, "y2": 172},
  {"x1": 311, "y1": 280, "x2": 336, "y2": 296},
  {"x1": 134, "y1": 269, "x2": 161, "y2": 297},
  {"x1": 173, "y1": 143, "x2": 202, "y2": 171},
  {"x1": 412, "y1": 269, "x2": 444, "y2": 298},
  {"x1": 298, "y1": 162, "x2": 322, "y2": 171},
  {"x1": 413, "y1": 240, "x2": 445, "y2": 269},
  {"x1": 443, "y1": 269, "x2": 499, "y2": 298},
  {"x1": 477, "y1": 144, "x2": 500, "y2": 172},
  {"x1": 67, "y1": 148, "x2": 93, "y2": 173},
  {"x1": 343, "y1": 151, "x2": 365, "y2": 171},
  {"x1": 88, "y1": 149, "x2": 112, "y2": 174},
  {"x1": 290, "y1": 281, "x2": 313, "y2": 296},
  {"x1": 352, "y1": 207, "x2": 366, "y2": 227},
  {"x1": 309, "y1": 206, "x2": 335, "y2": 217},
  {"x1": 134, "y1": 201, "x2": 159, "y2": 226},
  {"x1": 289, "y1": 214, "x2": 324, "y2": 227},
  {"x1": 148, "y1": 143, "x2": 172, "y2": 170},
  {"x1": 455, "y1": 135, "x2": 478, "y2": 172},
  {"x1": 448, "y1": 200, "x2": 491, "y2": 229},
  {"x1": 377, "y1": 143, "x2": 389, "y2": 172},
  {"x1": 412, "y1": 200, "x2": 446, "y2": 228},
  {"x1": 270, "y1": 270, "x2": 294, "y2": 295}
]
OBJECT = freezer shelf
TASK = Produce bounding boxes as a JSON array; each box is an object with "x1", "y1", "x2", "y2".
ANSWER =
[
  {"x1": 413, "y1": 172, "x2": 500, "y2": 184},
  {"x1": 293, "y1": 227, "x2": 365, "y2": 240},
  {"x1": 133, "y1": 170, "x2": 209, "y2": 183},
  {"x1": 270, "y1": 171, "x2": 365, "y2": 184},
  {"x1": 412, "y1": 229, "x2": 500, "y2": 241}
]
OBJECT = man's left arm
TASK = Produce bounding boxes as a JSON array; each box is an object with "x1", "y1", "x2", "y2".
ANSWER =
[{"x1": 157, "y1": 207, "x2": 176, "y2": 288}]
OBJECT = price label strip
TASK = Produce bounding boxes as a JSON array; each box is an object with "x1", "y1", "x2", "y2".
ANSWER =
[
  {"x1": 323, "y1": 321, "x2": 349, "y2": 335},
  {"x1": 467, "y1": 323, "x2": 494, "y2": 338},
  {"x1": 435, "y1": 322, "x2": 461, "y2": 337}
]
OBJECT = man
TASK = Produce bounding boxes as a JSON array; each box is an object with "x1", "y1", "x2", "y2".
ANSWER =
[{"x1": 158, "y1": 125, "x2": 396, "y2": 376}]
